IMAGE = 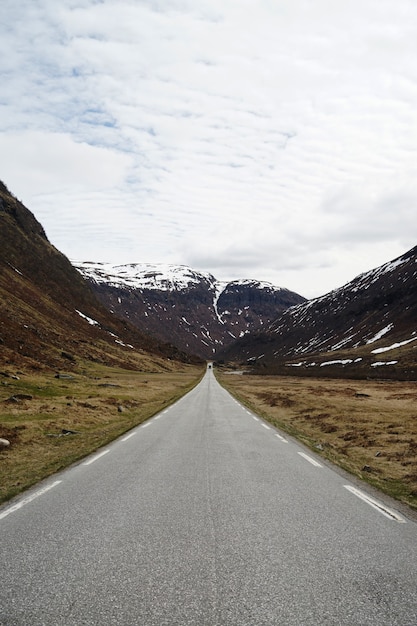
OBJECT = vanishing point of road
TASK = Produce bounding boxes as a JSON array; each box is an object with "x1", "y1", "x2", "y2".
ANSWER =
[{"x1": 1, "y1": 367, "x2": 417, "y2": 625}]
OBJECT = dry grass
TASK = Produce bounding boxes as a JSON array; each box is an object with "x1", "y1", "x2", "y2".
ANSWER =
[
  {"x1": 0, "y1": 362, "x2": 204, "y2": 503},
  {"x1": 217, "y1": 372, "x2": 417, "y2": 510}
]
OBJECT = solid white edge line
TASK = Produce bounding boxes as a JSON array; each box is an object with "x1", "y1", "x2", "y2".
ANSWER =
[
  {"x1": 298, "y1": 451, "x2": 323, "y2": 467},
  {"x1": 121, "y1": 432, "x2": 137, "y2": 441},
  {"x1": 261, "y1": 423, "x2": 271, "y2": 430},
  {"x1": 275, "y1": 434, "x2": 288, "y2": 443},
  {"x1": 0, "y1": 480, "x2": 62, "y2": 521},
  {"x1": 83, "y1": 449, "x2": 110, "y2": 466},
  {"x1": 344, "y1": 485, "x2": 406, "y2": 523}
]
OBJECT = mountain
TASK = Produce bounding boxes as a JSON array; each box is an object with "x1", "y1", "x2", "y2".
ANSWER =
[
  {"x1": 0, "y1": 181, "x2": 197, "y2": 372},
  {"x1": 220, "y1": 246, "x2": 417, "y2": 380},
  {"x1": 74, "y1": 262, "x2": 306, "y2": 359}
]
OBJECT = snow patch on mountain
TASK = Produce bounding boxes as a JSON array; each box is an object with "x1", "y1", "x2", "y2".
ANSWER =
[
  {"x1": 75, "y1": 261, "x2": 287, "y2": 296},
  {"x1": 371, "y1": 336, "x2": 417, "y2": 354},
  {"x1": 76, "y1": 309, "x2": 99, "y2": 326},
  {"x1": 74, "y1": 262, "x2": 217, "y2": 291},
  {"x1": 366, "y1": 324, "x2": 394, "y2": 344},
  {"x1": 74, "y1": 260, "x2": 306, "y2": 359}
]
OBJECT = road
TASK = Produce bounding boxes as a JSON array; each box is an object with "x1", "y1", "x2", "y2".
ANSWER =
[{"x1": 1, "y1": 367, "x2": 417, "y2": 625}]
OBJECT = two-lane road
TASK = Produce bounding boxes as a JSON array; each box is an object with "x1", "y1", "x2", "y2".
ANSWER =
[{"x1": 1, "y1": 368, "x2": 417, "y2": 625}]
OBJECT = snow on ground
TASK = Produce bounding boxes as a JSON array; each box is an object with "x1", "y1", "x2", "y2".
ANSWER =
[
  {"x1": 320, "y1": 359, "x2": 354, "y2": 366},
  {"x1": 371, "y1": 361, "x2": 398, "y2": 367},
  {"x1": 371, "y1": 336, "x2": 417, "y2": 354},
  {"x1": 75, "y1": 310, "x2": 99, "y2": 326},
  {"x1": 212, "y1": 280, "x2": 228, "y2": 325},
  {"x1": 366, "y1": 324, "x2": 394, "y2": 344}
]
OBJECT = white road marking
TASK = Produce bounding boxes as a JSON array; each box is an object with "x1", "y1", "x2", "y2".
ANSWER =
[
  {"x1": 83, "y1": 450, "x2": 110, "y2": 465},
  {"x1": 261, "y1": 423, "x2": 271, "y2": 430},
  {"x1": 0, "y1": 481, "x2": 62, "y2": 521},
  {"x1": 153, "y1": 415, "x2": 161, "y2": 421},
  {"x1": 252, "y1": 416, "x2": 259, "y2": 422},
  {"x1": 298, "y1": 452, "x2": 323, "y2": 467},
  {"x1": 142, "y1": 422, "x2": 151, "y2": 428},
  {"x1": 344, "y1": 485, "x2": 406, "y2": 523},
  {"x1": 275, "y1": 434, "x2": 288, "y2": 443},
  {"x1": 121, "y1": 432, "x2": 136, "y2": 441}
]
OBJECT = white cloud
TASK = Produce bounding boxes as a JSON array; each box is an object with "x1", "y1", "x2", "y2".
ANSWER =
[
  {"x1": 1, "y1": 0, "x2": 417, "y2": 298},
  {"x1": 0, "y1": 131, "x2": 132, "y2": 194}
]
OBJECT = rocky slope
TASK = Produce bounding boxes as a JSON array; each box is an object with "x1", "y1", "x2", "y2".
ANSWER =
[
  {"x1": 0, "y1": 181, "x2": 197, "y2": 372},
  {"x1": 220, "y1": 246, "x2": 417, "y2": 379},
  {"x1": 74, "y1": 262, "x2": 306, "y2": 359}
]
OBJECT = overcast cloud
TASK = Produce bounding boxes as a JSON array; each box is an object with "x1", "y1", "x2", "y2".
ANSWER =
[{"x1": 1, "y1": 0, "x2": 417, "y2": 298}]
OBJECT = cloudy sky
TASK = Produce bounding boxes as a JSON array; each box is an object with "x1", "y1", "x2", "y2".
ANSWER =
[{"x1": 1, "y1": 0, "x2": 417, "y2": 298}]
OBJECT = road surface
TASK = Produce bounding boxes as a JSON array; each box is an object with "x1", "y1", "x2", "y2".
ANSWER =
[{"x1": 1, "y1": 367, "x2": 417, "y2": 625}]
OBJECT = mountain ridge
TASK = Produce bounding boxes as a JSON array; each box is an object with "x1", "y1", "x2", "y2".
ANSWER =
[
  {"x1": 75, "y1": 261, "x2": 306, "y2": 359},
  {"x1": 219, "y1": 245, "x2": 417, "y2": 379},
  {"x1": 0, "y1": 181, "x2": 198, "y2": 371}
]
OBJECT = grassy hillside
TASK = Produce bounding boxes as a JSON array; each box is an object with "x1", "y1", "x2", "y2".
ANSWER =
[{"x1": 0, "y1": 180, "x2": 200, "y2": 371}]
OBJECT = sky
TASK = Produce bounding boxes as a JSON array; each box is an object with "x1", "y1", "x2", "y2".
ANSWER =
[{"x1": 1, "y1": 0, "x2": 417, "y2": 299}]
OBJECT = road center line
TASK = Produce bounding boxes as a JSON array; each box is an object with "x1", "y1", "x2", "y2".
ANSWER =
[
  {"x1": 298, "y1": 451, "x2": 323, "y2": 467},
  {"x1": 0, "y1": 480, "x2": 62, "y2": 521},
  {"x1": 121, "y1": 432, "x2": 136, "y2": 441},
  {"x1": 83, "y1": 450, "x2": 110, "y2": 466},
  {"x1": 344, "y1": 485, "x2": 406, "y2": 523}
]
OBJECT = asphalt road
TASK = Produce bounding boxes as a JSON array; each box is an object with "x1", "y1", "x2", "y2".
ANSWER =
[{"x1": 1, "y1": 367, "x2": 417, "y2": 625}]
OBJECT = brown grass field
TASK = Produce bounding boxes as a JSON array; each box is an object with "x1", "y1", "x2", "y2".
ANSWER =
[
  {"x1": 3, "y1": 363, "x2": 417, "y2": 513},
  {"x1": 0, "y1": 362, "x2": 203, "y2": 503},
  {"x1": 217, "y1": 371, "x2": 417, "y2": 511}
]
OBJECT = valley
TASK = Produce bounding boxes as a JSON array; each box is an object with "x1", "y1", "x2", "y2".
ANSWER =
[{"x1": 1, "y1": 177, "x2": 417, "y2": 513}]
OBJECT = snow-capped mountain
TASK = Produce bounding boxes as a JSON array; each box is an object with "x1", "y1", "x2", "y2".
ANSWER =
[
  {"x1": 220, "y1": 245, "x2": 417, "y2": 379},
  {"x1": 74, "y1": 262, "x2": 306, "y2": 358}
]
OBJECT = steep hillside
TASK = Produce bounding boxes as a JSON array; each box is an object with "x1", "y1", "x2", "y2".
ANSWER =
[
  {"x1": 0, "y1": 181, "x2": 196, "y2": 371},
  {"x1": 220, "y1": 246, "x2": 417, "y2": 380},
  {"x1": 74, "y1": 262, "x2": 306, "y2": 358}
]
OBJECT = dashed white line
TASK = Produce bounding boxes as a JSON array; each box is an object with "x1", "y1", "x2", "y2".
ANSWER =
[
  {"x1": 121, "y1": 432, "x2": 136, "y2": 441},
  {"x1": 252, "y1": 416, "x2": 259, "y2": 422},
  {"x1": 344, "y1": 485, "x2": 406, "y2": 523},
  {"x1": 298, "y1": 452, "x2": 323, "y2": 468},
  {"x1": 275, "y1": 434, "x2": 288, "y2": 443},
  {"x1": 153, "y1": 415, "x2": 161, "y2": 421},
  {"x1": 261, "y1": 423, "x2": 271, "y2": 430},
  {"x1": 0, "y1": 480, "x2": 62, "y2": 521},
  {"x1": 83, "y1": 449, "x2": 110, "y2": 466},
  {"x1": 141, "y1": 422, "x2": 151, "y2": 429}
]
